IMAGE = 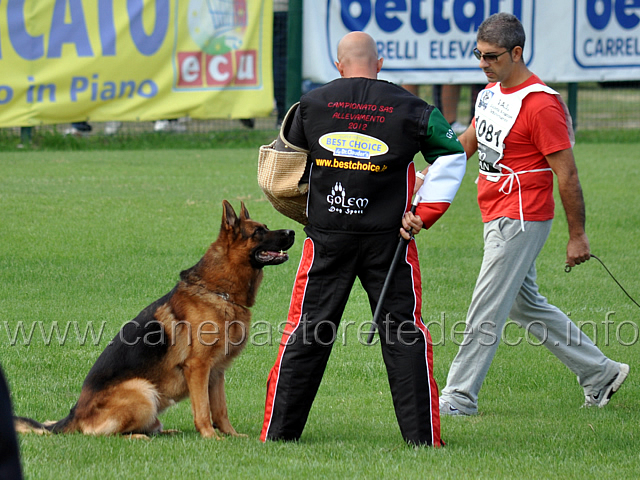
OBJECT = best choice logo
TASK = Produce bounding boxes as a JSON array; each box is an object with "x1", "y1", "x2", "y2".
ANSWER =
[
  {"x1": 175, "y1": 0, "x2": 257, "y2": 88},
  {"x1": 319, "y1": 132, "x2": 389, "y2": 160}
]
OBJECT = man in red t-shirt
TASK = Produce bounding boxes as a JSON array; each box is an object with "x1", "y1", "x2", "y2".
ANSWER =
[{"x1": 437, "y1": 13, "x2": 629, "y2": 416}]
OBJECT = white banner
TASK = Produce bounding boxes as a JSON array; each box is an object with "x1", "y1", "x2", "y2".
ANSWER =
[{"x1": 303, "y1": 0, "x2": 640, "y2": 85}]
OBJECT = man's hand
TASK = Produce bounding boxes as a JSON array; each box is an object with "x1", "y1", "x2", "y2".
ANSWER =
[
  {"x1": 400, "y1": 211, "x2": 423, "y2": 240},
  {"x1": 546, "y1": 148, "x2": 590, "y2": 268},
  {"x1": 566, "y1": 232, "x2": 590, "y2": 267}
]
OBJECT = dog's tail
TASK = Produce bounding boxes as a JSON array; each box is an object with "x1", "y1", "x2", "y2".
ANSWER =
[
  {"x1": 14, "y1": 405, "x2": 76, "y2": 435},
  {"x1": 14, "y1": 416, "x2": 54, "y2": 435}
]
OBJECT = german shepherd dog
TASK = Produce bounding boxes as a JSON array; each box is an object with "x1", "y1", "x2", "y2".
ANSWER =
[{"x1": 15, "y1": 201, "x2": 294, "y2": 439}]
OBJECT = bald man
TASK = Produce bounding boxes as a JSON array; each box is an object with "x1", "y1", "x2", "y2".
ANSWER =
[{"x1": 260, "y1": 32, "x2": 466, "y2": 447}]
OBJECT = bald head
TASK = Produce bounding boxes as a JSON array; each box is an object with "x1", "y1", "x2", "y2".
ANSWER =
[{"x1": 335, "y1": 31, "x2": 383, "y2": 79}]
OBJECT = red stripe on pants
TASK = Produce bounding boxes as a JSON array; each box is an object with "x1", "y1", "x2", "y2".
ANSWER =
[
  {"x1": 260, "y1": 238, "x2": 315, "y2": 442},
  {"x1": 406, "y1": 240, "x2": 442, "y2": 447}
]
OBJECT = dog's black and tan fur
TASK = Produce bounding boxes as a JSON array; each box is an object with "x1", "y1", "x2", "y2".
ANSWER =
[{"x1": 15, "y1": 201, "x2": 294, "y2": 438}]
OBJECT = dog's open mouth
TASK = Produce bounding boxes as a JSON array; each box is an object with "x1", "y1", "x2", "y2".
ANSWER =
[
  {"x1": 251, "y1": 229, "x2": 295, "y2": 268},
  {"x1": 256, "y1": 250, "x2": 289, "y2": 265}
]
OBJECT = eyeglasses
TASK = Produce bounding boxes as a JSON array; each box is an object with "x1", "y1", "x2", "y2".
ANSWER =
[{"x1": 473, "y1": 47, "x2": 512, "y2": 63}]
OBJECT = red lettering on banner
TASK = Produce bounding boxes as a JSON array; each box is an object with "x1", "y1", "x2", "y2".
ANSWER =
[{"x1": 177, "y1": 52, "x2": 203, "y2": 87}]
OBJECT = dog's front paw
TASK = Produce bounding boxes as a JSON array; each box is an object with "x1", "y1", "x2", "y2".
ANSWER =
[
  {"x1": 199, "y1": 427, "x2": 222, "y2": 439},
  {"x1": 126, "y1": 433, "x2": 151, "y2": 441}
]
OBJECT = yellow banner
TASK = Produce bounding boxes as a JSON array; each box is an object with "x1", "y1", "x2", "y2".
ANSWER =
[{"x1": 0, "y1": 0, "x2": 273, "y2": 127}]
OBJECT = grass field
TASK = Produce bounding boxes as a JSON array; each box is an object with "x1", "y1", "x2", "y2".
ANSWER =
[{"x1": 1, "y1": 145, "x2": 638, "y2": 479}]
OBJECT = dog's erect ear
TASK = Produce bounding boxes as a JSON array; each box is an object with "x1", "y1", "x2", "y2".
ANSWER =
[
  {"x1": 240, "y1": 201, "x2": 251, "y2": 220},
  {"x1": 222, "y1": 200, "x2": 238, "y2": 230}
]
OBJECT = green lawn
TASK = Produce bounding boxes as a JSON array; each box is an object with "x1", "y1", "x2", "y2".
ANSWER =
[{"x1": 1, "y1": 146, "x2": 638, "y2": 479}]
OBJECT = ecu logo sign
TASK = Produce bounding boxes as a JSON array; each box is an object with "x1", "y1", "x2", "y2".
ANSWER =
[{"x1": 175, "y1": 0, "x2": 257, "y2": 89}]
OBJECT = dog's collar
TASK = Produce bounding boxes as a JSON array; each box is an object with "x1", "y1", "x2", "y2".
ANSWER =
[
  {"x1": 215, "y1": 291, "x2": 230, "y2": 301},
  {"x1": 183, "y1": 282, "x2": 250, "y2": 311},
  {"x1": 213, "y1": 291, "x2": 250, "y2": 311}
]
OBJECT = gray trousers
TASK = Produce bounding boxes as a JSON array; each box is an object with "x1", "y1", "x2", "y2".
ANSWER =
[{"x1": 441, "y1": 218, "x2": 619, "y2": 414}]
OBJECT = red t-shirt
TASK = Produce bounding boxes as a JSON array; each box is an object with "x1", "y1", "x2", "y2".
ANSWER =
[{"x1": 474, "y1": 75, "x2": 572, "y2": 223}]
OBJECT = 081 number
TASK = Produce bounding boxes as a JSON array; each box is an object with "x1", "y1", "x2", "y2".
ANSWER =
[{"x1": 475, "y1": 117, "x2": 502, "y2": 147}]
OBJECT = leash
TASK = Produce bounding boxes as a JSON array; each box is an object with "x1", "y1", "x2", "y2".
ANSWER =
[
  {"x1": 565, "y1": 254, "x2": 640, "y2": 309},
  {"x1": 366, "y1": 195, "x2": 421, "y2": 344}
]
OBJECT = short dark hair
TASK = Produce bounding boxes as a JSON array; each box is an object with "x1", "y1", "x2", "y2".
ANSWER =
[{"x1": 477, "y1": 13, "x2": 525, "y2": 50}]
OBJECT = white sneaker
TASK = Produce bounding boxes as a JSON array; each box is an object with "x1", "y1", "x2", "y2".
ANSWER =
[
  {"x1": 583, "y1": 363, "x2": 629, "y2": 408},
  {"x1": 154, "y1": 120, "x2": 186, "y2": 132},
  {"x1": 154, "y1": 120, "x2": 170, "y2": 131},
  {"x1": 63, "y1": 127, "x2": 90, "y2": 137},
  {"x1": 104, "y1": 121, "x2": 121, "y2": 135},
  {"x1": 450, "y1": 121, "x2": 467, "y2": 135},
  {"x1": 439, "y1": 398, "x2": 469, "y2": 416}
]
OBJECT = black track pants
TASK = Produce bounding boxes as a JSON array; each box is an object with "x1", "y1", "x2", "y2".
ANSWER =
[{"x1": 261, "y1": 228, "x2": 442, "y2": 446}]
